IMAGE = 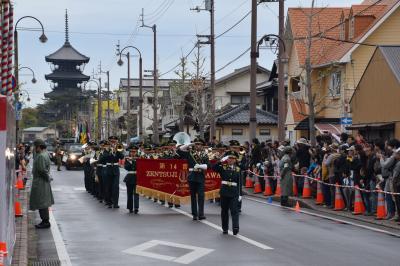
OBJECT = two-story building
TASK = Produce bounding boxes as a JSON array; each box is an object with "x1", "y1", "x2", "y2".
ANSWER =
[{"x1": 285, "y1": 0, "x2": 400, "y2": 143}]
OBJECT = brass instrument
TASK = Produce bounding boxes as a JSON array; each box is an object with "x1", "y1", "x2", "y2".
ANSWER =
[{"x1": 116, "y1": 143, "x2": 124, "y2": 152}]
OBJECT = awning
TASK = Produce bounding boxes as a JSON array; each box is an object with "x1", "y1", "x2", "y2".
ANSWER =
[
  {"x1": 346, "y1": 122, "x2": 394, "y2": 130},
  {"x1": 315, "y1": 123, "x2": 342, "y2": 135},
  {"x1": 294, "y1": 117, "x2": 341, "y2": 130}
]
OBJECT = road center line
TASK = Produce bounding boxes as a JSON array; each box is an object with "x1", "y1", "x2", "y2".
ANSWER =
[
  {"x1": 245, "y1": 196, "x2": 400, "y2": 238},
  {"x1": 171, "y1": 207, "x2": 273, "y2": 250},
  {"x1": 49, "y1": 209, "x2": 73, "y2": 266}
]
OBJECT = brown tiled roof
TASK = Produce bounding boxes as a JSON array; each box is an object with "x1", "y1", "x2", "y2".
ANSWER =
[
  {"x1": 288, "y1": 0, "x2": 398, "y2": 67},
  {"x1": 290, "y1": 99, "x2": 308, "y2": 123}
]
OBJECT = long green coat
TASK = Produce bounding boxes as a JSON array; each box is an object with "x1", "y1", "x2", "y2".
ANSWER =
[
  {"x1": 29, "y1": 151, "x2": 54, "y2": 210},
  {"x1": 279, "y1": 154, "x2": 293, "y2": 197}
]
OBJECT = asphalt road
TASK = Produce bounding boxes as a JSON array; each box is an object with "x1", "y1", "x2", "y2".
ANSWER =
[{"x1": 32, "y1": 165, "x2": 400, "y2": 266}]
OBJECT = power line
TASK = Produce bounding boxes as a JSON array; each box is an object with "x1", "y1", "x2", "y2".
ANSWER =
[
  {"x1": 147, "y1": 0, "x2": 175, "y2": 24},
  {"x1": 216, "y1": 9, "x2": 251, "y2": 39},
  {"x1": 159, "y1": 42, "x2": 198, "y2": 77},
  {"x1": 215, "y1": 46, "x2": 251, "y2": 74}
]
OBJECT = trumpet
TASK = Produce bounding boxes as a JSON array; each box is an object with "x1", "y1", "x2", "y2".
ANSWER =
[{"x1": 116, "y1": 143, "x2": 124, "y2": 152}]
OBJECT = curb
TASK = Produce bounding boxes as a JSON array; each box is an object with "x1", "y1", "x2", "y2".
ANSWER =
[
  {"x1": 243, "y1": 188, "x2": 400, "y2": 231},
  {"x1": 11, "y1": 188, "x2": 29, "y2": 266}
]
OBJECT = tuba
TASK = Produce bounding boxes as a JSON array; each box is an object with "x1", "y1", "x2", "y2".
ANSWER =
[
  {"x1": 173, "y1": 132, "x2": 191, "y2": 147},
  {"x1": 116, "y1": 143, "x2": 124, "y2": 152}
]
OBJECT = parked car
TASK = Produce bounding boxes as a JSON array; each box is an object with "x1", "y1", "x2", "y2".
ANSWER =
[
  {"x1": 63, "y1": 143, "x2": 83, "y2": 170},
  {"x1": 46, "y1": 145, "x2": 56, "y2": 163}
]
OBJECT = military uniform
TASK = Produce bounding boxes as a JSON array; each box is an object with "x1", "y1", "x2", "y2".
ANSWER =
[
  {"x1": 177, "y1": 141, "x2": 209, "y2": 220},
  {"x1": 124, "y1": 150, "x2": 139, "y2": 213},
  {"x1": 106, "y1": 136, "x2": 124, "y2": 208},
  {"x1": 212, "y1": 152, "x2": 240, "y2": 235},
  {"x1": 95, "y1": 143, "x2": 106, "y2": 203},
  {"x1": 83, "y1": 147, "x2": 93, "y2": 194}
]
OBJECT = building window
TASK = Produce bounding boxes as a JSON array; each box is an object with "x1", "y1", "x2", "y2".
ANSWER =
[
  {"x1": 291, "y1": 77, "x2": 301, "y2": 92},
  {"x1": 349, "y1": 17, "x2": 354, "y2": 39},
  {"x1": 231, "y1": 95, "x2": 250, "y2": 105},
  {"x1": 260, "y1": 129, "x2": 271, "y2": 136},
  {"x1": 339, "y1": 21, "x2": 345, "y2": 40},
  {"x1": 232, "y1": 128, "x2": 243, "y2": 136},
  {"x1": 147, "y1": 97, "x2": 153, "y2": 104},
  {"x1": 329, "y1": 71, "x2": 341, "y2": 96},
  {"x1": 130, "y1": 97, "x2": 139, "y2": 110}
]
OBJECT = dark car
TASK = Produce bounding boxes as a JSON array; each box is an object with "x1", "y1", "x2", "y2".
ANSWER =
[{"x1": 63, "y1": 143, "x2": 83, "y2": 170}]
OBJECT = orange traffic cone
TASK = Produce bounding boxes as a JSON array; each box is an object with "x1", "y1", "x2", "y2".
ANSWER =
[
  {"x1": 15, "y1": 201, "x2": 23, "y2": 217},
  {"x1": 293, "y1": 176, "x2": 298, "y2": 197},
  {"x1": 253, "y1": 174, "x2": 262, "y2": 193},
  {"x1": 352, "y1": 186, "x2": 365, "y2": 215},
  {"x1": 245, "y1": 173, "x2": 253, "y2": 188},
  {"x1": 376, "y1": 190, "x2": 386, "y2": 220},
  {"x1": 263, "y1": 177, "x2": 273, "y2": 196},
  {"x1": 16, "y1": 178, "x2": 24, "y2": 190},
  {"x1": 302, "y1": 176, "x2": 311, "y2": 198},
  {"x1": 295, "y1": 201, "x2": 301, "y2": 212},
  {"x1": 315, "y1": 179, "x2": 324, "y2": 205},
  {"x1": 334, "y1": 184, "x2": 345, "y2": 211},
  {"x1": 0, "y1": 242, "x2": 7, "y2": 257},
  {"x1": 275, "y1": 177, "x2": 281, "y2": 197}
]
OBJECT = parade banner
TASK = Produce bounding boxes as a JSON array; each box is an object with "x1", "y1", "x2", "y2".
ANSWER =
[{"x1": 136, "y1": 159, "x2": 221, "y2": 204}]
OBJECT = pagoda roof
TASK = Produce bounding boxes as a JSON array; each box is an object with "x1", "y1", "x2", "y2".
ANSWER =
[
  {"x1": 45, "y1": 10, "x2": 89, "y2": 63},
  {"x1": 45, "y1": 71, "x2": 90, "y2": 81},
  {"x1": 45, "y1": 42, "x2": 90, "y2": 63}
]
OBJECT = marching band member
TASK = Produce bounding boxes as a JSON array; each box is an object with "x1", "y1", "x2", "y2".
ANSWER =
[
  {"x1": 212, "y1": 150, "x2": 241, "y2": 235},
  {"x1": 106, "y1": 136, "x2": 125, "y2": 209},
  {"x1": 124, "y1": 145, "x2": 139, "y2": 214},
  {"x1": 177, "y1": 138, "x2": 209, "y2": 220},
  {"x1": 101, "y1": 140, "x2": 113, "y2": 207}
]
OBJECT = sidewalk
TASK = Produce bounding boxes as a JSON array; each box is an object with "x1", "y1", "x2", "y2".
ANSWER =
[
  {"x1": 11, "y1": 187, "x2": 29, "y2": 266},
  {"x1": 243, "y1": 188, "x2": 400, "y2": 231}
]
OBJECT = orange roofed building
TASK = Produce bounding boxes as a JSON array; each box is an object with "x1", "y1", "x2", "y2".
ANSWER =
[{"x1": 285, "y1": 0, "x2": 400, "y2": 143}]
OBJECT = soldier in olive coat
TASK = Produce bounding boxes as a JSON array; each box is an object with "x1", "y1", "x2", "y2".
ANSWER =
[
  {"x1": 30, "y1": 139, "x2": 54, "y2": 229},
  {"x1": 279, "y1": 146, "x2": 293, "y2": 207}
]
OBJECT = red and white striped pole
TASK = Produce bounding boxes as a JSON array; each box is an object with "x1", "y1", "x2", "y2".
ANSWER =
[
  {"x1": 6, "y1": 4, "x2": 13, "y2": 97},
  {"x1": 1, "y1": 4, "x2": 9, "y2": 95}
]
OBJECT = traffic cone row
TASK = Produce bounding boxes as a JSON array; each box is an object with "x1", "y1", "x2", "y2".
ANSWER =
[
  {"x1": 0, "y1": 242, "x2": 7, "y2": 258},
  {"x1": 334, "y1": 184, "x2": 345, "y2": 211},
  {"x1": 315, "y1": 179, "x2": 324, "y2": 205},
  {"x1": 352, "y1": 186, "x2": 366, "y2": 215},
  {"x1": 245, "y1": 173, "x2": 253, "y2": 188},
  {"x1": 14, "y1": 201, "x2": 23, "y2": 217},
  {"x1": 292, "y1": 176, "x2": 298, "y2": 197},
  {"x1": 263, "y1": 177, "x2": 273, "y2": 196},
  {"x1": 302, "y1": 176, "x2": 311, "y2": 198},
  {"x1": 376, "y1": 190, "x2": 386, "y2": 220}
]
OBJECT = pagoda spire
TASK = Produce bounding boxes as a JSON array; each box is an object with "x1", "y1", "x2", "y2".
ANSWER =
[{"x1": 65, "y1": 9, "x2": 69, "y2": 44}]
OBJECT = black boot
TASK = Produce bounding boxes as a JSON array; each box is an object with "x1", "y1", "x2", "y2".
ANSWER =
[{"x1": 35, "y1": 220, "x2": 51, "y2": 229}]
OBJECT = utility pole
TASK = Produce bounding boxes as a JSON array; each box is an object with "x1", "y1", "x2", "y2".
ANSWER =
[
  {"x1": 192, "y1": 0, "x2": 215, "y2": 143},
  {"x1": 141, "y1": 9, "x2": 159, "y2": 144},
  {"x1": 106, "y1": 70, "x2": 110, "y2": 138},
  {"x1": 278, "y1": 0, "x2": 286, "y2": 142},
  {"x1": 249, "y1": 0, "x2": 258, "y2": 142}
]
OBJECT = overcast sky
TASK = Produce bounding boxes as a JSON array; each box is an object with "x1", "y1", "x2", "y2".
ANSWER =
[{"x1": 14, "y1": 0, "x2": 361, "y2": 107}]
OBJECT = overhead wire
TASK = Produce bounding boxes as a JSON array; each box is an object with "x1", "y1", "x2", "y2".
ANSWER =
[{"x1": 215, "y1": 46, "x2": 251, "y2": 74}]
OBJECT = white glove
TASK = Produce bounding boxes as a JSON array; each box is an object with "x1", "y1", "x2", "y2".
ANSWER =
[
  {"x1": 194, "y1": 164, "x2": 200, "y2": 169},
  {"x1": 221, "y1": 156, "x2": 230, "y2": 162},
  {"x1": 238, "y1": 196, "x2": 242, "y2": 202},
  {"x1": 197, "y1": 164, "x2": 208, "y2": 170}
]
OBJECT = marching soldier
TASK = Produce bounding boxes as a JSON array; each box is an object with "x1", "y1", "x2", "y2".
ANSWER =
[
  {"x1": 106, "y1": 136, "x2": 124, "y2": 208},
  {"x1": 83, "y1": 143, "x2": 93, "y2": 194},
  {"x1": 212, "y1": 150, "x2": 241, "y2": 235},
  {"x1": 124, "y1": 146, "x2": 139, "y2": 214},
  {"x1": 95, "y1": 141, "x2": 105, "y2": 203},
  {"x1": 101, "y1": 140, "x2": 113, "y2": 207},
  {"x1": 177, "y1": 138, "x2": 208, "y2": 220}
]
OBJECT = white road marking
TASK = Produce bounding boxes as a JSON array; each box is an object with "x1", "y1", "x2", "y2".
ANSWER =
[
  {"x1": 122, "y1": 239, "x2": 214, "y2": 264},
  {"x1": 49, "y1": 209, "x2": 73, "y2": 266},
  {"x1": 52, "y1": 187, "x2": 62, "y2": 192},
  {"x1": 171, "y1": 207, "x2": 273, "y2": 250},
  {"x1": 245, "y1": 196, "x2": 400, "y2": 238},
  {"x1": 73, "y1": 187, "x2": 86, "y2": 191},
  {"x1": 119, "y1": 184, "x2": 127, "y2": 191}
]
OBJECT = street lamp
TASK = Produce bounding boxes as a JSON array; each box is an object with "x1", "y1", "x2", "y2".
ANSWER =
[
  {"x1": 14, "y1": 16, "x2": 47, "y2": 143},
  {"x1": 18, "y1": 66, "x2": 37, "y2": 84},
  {"x1": 84, "y1": 79, "x2": 101, "y2": 142},
  {"x1": 256, "y1": 34, "x2": 286, "y2": 141},
  {"x1": 117, "y1": 45, "x2": 143, "y2": 142}
]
